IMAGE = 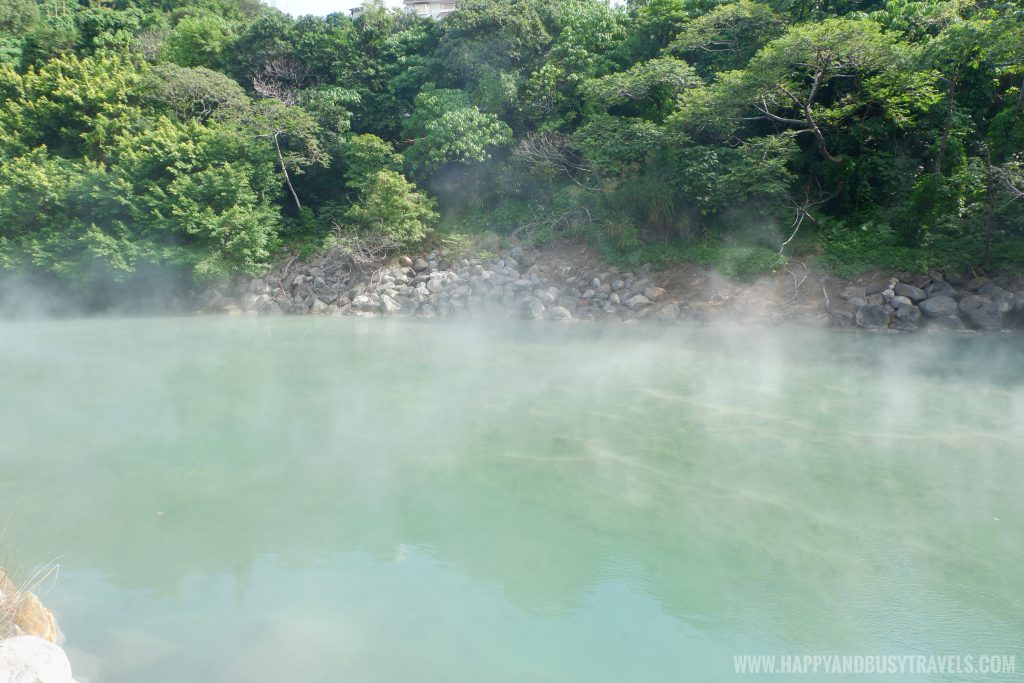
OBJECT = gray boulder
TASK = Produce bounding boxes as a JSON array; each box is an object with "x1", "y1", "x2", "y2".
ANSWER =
[
  {"x1": 856, "y1": 304, "x2": 891, "y2": 328},
  {"x1": 958, "y1": 294, "x2": 1002, "y2": 330},
  {"x1": 643, "y1": 286, "x2": 666, "y2": 301},
  {"x1": 893, "y1": 283, "x2": 927, "y2": 302},
  {"x1": 652, "y1": 303, "x2": 681, "y2": 323},
  {"x1": 919, "y1": 295, "x2": 958, "y2": 317},
  {"x1": 927, "y1": 315, "x2": 966, "y2": 330},
  {"x1": 380, "y1": 295, "x2": 401, "y2": 315},
  {"x1": 895, "y1": 304, "x2": 922, "y2": 324},
  {"x1": 546, "y1": 306, "x2": 573, "y2": 321},
  {"x1": 413, "y1": 257, "x2": 429, "y2": 272},
  {"x1": 890, "y1": 295, "x2": 913, "y2": 308},
  {"x1": 521, "y1": 297, "x2": 546, "y2": 320},
  {"x1": 926, "y1": 281, "x2": 958, "y2": 298},
  {"x1": 625, "y1": 294, "x2": 651, "y2": 309}
]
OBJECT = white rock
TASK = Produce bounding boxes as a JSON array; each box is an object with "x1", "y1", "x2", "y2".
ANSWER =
[{"x1": 0, "y1": 636, "x2": 77, "y2": 683}]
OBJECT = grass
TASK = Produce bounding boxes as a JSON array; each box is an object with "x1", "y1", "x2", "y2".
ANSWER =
[
  {"x1": 0, "y1": 556, "x2": 60, "y2": 639},
  {"x1": 606, "y1": 240, "x2": 788, "y2": 281},
  {"x1": 820, "y1": 222, "x2": 1024, "y2": 278}
]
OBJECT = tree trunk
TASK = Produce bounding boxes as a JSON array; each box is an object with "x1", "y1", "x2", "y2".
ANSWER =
[
  {"x1": 984, "y1": 150, "x2": 996, "y2": 270},
  {"x1": 273, "y1": 131, "x2": 302, "y2": 212},
  {"x1": 933, "y1": 74, "x2": 959, "y2": 177}
]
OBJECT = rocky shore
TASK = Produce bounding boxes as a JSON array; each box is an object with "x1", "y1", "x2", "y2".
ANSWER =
[
  {"x1": 197, "y1": 240, "x2": 1024, "y2": 333},
  {"x1": 0, "y1": 570, "x2": 77, "y2": 683}
]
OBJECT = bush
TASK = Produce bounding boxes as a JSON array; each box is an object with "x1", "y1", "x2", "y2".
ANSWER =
[
  {"x1": 343, "y1": 170, "x2": 438, "y2": 246},
  {"x1": 821, "y1": 221, "x2": 1024, "y2": 277}
]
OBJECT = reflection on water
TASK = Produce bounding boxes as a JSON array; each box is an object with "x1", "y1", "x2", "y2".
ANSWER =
[{"x1": 1, "y1": 317, "x2": 1022, "y2": 682}]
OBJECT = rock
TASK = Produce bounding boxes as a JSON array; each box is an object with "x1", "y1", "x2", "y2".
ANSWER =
[
  {"x1": 248, "y1": 278, "x2": 266, "y2": 294},
  {"x1": 865, "y1": 281, "x2": 884, "y2": 296},
  {"x1": 965, "y1": 276, "x2": 990, "y2": 292},
  {"x1": 611, "y1": 279, "x2": 625, "y2": 291},
  {"x1": 895, "y1": 304, "x2": 921, "y2": 324},
  {"x1": 309, "y1": 299, "x2": 329, "y2": 314},
  {"x1": 855, "y1": 304, "x2": 891, "y2": 328},
  {"x1": 891, "y1": 320, "x2": 919, "y2": 332},
  {"x1": 927, "y1": 315, "x2": 966, "y2": 330},
  {"x1": 351, "y1": 294, "x2": 378, "y2": 312},
  {"x1": 426, "y1": 277, "x2": 445, "y2": 293},
  {"x1": 521, "y1": 297, "x2": 546, "y2": 320},
  {"x1": 380, "y1": 295, "x2": 401, "y2": 315},
  {"x1": 830, "y1": 310, "x2": 856, "y2": 328},
  {"x1": 625, "y1": 294, "x2": 651, "y2": 309},
  {"x1": 893, "y1": 283, "x2": 927, "y2": 302},
  {"x1": 609, "y1": 293, "x2": 620, "y2": 305},
  {"x1": 958, "y1": 294, "x2": 1002, "y2": 330},
  {"x1": 413, "y1": 257, "x2": 429, "y2": 272},
  {"x1": 0, "y1": 636, "x2": 76, "y2": 683},
  {"x1": 890, "y1": 295, "x2": 913, "y2": 308},
  {"x1": 398, "y1": 256, "x2": 413, "y2": 268},
  {"x1": 866, "y1": 293, "x2": 886, "y2": 306},
  {"x1": 546, "y1": 306, "x2": 573, "y2": 321},
  {"x1": 417, "y1": 303, "x2": 436, "y2": 318},
  {"x1": 926, "y1": 281, "x2": 958, "y2": 298},
  {"x1": 643, "y1": 287, "x2": 666, "y2": 302},
  {"x1": 0, "y1": 572, "x2": 58, "y2": 643},
  {"x1": 919, "y1": 295, "x2": 958, "y2": 317},
  {"x1": 652, "y1": 303, "x2": 680, "y2": 322}
]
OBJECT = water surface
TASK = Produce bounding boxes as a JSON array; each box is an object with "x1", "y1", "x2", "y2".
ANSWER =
[{"x1": 1, "y1": 317, "x2": 1021, "y2": 681}]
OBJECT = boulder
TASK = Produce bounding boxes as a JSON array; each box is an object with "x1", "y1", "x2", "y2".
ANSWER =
[
  {"x1": 926, "y1": 281, "x2": 958, "y2": 299},
  {"x1": 398, "y1": 256, "x2": 414, "y2": 268},
  {"x1": 958, "y1": 294, "x2": 1002, "y2": 331},
  {"x1": 919, "y1": 295, "x2": 958, "y2": 317},
  {"x1": 893, "y1": 283, "x2": 927, "y2": 302},
  {"x1": 0, "y1": 571, "x2": 58, "y2": 643},
  {"x1": 652, "y1": 303, "x2": 681, "y2": 323},
  {"x1": 643, "y1": 287, "x2": 666, "y2": 302},
  {"x1": 380, "y1": 295, "x2": 401, "y2": 315},
  {"x1": 0, "y1": 636, "x2": 76, "y2": 683},
  {"x1": 521, "y1": 297, "x2": 546, "y2": 320},
  {"x1": 890, "y1": 295, "x2": 913, "y2": 308},
  {"x1": 546, "y1": 306, "x2": 573, "y2": 322},
  {"x1": 412, "y1": 257, "x2": 429, "y2": 272},
  {"x1": 351, "y1": 294, "x2": 378, "y2": 312},
  {"x1": 625, "y1": 294, "x2": 651, "y2": 309},
  {"x1": 855, "y1": 304, "x2": 891, "y2": 328},
  {"x1": 895, "y1": 304, "x2": 922, "y2": 325},
  {"x1": 927, "y1": 315, "x2": 966, "y2": 330}
]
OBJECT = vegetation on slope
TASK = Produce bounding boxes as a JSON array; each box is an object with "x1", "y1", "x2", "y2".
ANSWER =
[{"x1": 1, "y1": 0, "x2": 1022, "y2": 295}]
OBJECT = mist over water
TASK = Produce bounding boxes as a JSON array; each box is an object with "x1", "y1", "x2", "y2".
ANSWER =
[{"x1": 1, "y1": 317, "x2": 1022, "y2": 682}]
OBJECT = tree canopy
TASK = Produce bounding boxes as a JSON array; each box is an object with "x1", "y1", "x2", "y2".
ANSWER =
[{"x1": 1, "y1": 0, "x2": 1023, "y2": 292}]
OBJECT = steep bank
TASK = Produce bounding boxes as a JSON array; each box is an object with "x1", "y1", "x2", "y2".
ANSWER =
[{"x1": 198, "y1": 239, "x2": 1024, "y2": 333}]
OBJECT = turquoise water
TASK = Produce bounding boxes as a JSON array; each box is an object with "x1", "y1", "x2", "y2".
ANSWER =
[{"x1": 0, "y1": 317, "x2": 1021, "y2": 682}]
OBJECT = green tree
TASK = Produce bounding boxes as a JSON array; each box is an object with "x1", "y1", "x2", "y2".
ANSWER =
[
  {"x1": 402, "y1": 87, "x2": 512, "y2": 176},
  {"x1": 343, "y1": 170, "x2": 437, "y2": 245}
]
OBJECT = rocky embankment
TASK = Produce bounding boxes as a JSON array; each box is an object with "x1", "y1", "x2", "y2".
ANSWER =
[
  {"x1": 198, "y1": 240, "x2": 1024, "y2": 332},
  {"x1": 0, "y1": 570, "x2": 77, "y2": 683},
  {"x1": 829, "y1": 271, "x2": 1024, "y2": 332}
]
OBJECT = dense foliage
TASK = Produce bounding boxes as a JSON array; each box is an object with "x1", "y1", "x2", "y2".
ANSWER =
[{"x1": 1, "y1": 0, "x2": 1022, "y2": 290}]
